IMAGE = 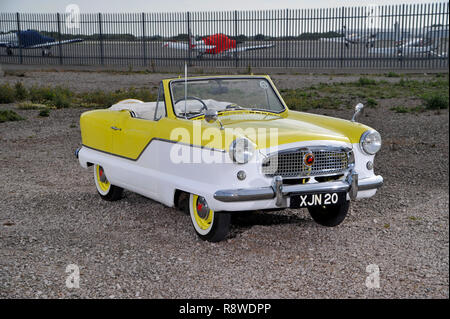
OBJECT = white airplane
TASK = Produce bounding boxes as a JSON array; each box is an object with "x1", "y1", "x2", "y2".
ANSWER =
[
  {"x1": 163, "y1": 32, "x2": 275, "y2": 59},
  {"x1": 342, "y1": 26, "x2": 377, "y2": 48},
  {"x1": 320, "y1": 26, "x2": 377, "y2": 48},
  {"x1": 0, "y1": 29, "x2": 83, "y2": 56},
  {"x1": 368, "y1": 26, "x2": 449, "y2": 58}
]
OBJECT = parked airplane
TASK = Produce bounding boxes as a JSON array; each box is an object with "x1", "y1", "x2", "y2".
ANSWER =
[
  {"x1": 0, "y1": 29, "x2": 83, "y2": 56},
  {"x1": 163, "y1": 32, "x2": 275, "y2": 59},
  {"x1": 368, "y1": 26, "x2": 449, "y2": 58},
  {"x1": 320, "y1": 26, "x2": 377, "y2": 48},
  {"x1": 342, "y1": 26, "x2": 377, "y2": 48}
]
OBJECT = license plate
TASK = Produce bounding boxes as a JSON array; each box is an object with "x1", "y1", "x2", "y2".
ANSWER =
[{"x1": 290, "y1": 192, "x2": 346, "y2": 208}]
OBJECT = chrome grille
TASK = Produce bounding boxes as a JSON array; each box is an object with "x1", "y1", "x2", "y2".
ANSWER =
[{"x1": 262, "y1": 148, "x2": 350, "y2": 178}]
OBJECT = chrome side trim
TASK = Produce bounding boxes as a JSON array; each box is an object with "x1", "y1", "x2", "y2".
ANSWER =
[{"x1": 213, "y1": 188, "x2": 275, "y2": 202}]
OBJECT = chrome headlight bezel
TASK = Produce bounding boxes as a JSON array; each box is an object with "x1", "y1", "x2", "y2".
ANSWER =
[
  {"x1": 229, "y1": 138, "x2": 255, "y2": 164},
  {"x1": 360, "y1": 130, "x2": 382, "y2": 155}
]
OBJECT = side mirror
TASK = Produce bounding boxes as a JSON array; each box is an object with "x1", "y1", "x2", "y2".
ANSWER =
[
  {"x1": 351, "y1": 103, "x2": 364, "y2": 122},
  {"x1": 204, "y1": 109, "x2": 224, "y2": 130},
  {"x1": 204, "y1": 109, "x2": 218, "y2": 123}
]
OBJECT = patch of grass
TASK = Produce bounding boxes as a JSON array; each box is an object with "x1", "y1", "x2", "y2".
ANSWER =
[
  {"x1": 390, "y1": 106, "x2": 409, "y2": 113},
  {"x1": 81, "y1": 87, "x2": 156, "y2": 108},
  {"x1": 17, "y1": 101, "x2": 48, "y2": 110},
  {"x1": 0, "y1": 84, "x2": 16, "y2": 103},
  {"x1": 28, "y1": 86, "x2": 74, "y2": 108},
  {"x1": 38, "y1": 109, "x2": 50, "y2": 117},
  {"x1": 385, "y1": 72, "x2": 400, "y2": 78},
  {"x1": 357, "y1": 77, "x2": 377, "y2": 86},
  {"x1": 0, "y1": 109, "x2": 24, "y2": 123},
  {"x1": 14, "y1": 82, "x2": 28, "y2": 101},
  {"x1": 421, "y1": 93, "x2": 449, "y2": 110},
  {"x1": 280, "y1": 89, "x2": 342, "y2": 111},
  {"x1": 366, "y1": 98, "x2": 378, "y2": 108}
]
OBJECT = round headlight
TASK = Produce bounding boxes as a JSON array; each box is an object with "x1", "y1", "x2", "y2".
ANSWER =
[
  {"x1": 360, "y1": 130, "x2": 382, "y2": 155},
  {"x1": 229, "y1": 138, "x2": 255, "y2": 164}
]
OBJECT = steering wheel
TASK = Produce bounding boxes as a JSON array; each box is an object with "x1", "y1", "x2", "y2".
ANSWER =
[{"x1": 174, "y1": 96, "x2": 208, "y2": 112}]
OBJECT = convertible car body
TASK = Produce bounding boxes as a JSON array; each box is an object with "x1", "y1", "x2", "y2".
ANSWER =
[{"x1": 76, "y1": 75, "x2": 383, "y2": 242}]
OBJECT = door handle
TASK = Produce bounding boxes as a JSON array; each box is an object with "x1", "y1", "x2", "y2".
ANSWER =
[{"x1": 111, "y1": 126, "x2": 122, "y2": 131}]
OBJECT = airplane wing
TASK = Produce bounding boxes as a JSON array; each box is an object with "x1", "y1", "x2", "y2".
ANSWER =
[
  {"x1": 163, "y1": 42, "x2": 216, "y2": 51},
  {"x1": 228, "y1": 43, "x2": 275, "y2": 53},
  {"x1": 25, "y1": 38, "x2": 83, "y2": 49},
  {"x1": 192, "y1": 44, "x2": 216, "y2": 50}
]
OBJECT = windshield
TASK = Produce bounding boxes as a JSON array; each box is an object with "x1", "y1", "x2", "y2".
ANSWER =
[{"x1": 170, "y1": 78, "x2": 285, "y2": 118}]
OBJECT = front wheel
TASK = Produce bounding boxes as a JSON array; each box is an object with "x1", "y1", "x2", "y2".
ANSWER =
[
  {"x1": 93, "y1": 164, "x2": 123, "y2": 201},
  {"x1": 307, "y1": 200, "x2": 350, "y2": 227},
  {"x1": 189, "y1": 194, "x2": 230, "y2": 242}
]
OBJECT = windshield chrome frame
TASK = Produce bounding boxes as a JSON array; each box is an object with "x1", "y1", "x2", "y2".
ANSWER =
[{"x1": 169, "y1": 76, "x2": 287, "y2": 119}]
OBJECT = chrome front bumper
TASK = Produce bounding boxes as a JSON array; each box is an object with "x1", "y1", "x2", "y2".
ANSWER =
[{"x1": 213, "y1": 174, "x2": 383, "y2": 206}]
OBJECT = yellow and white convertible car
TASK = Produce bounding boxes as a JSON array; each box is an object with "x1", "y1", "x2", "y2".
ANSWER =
[{"x1": 76, "y1": 75, "x2": 383, "y2": 242}]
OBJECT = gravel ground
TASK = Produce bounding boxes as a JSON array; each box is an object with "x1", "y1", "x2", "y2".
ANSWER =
[
  {"x1": 0, "y1": 68, "x2": 437, "y2": 92},
  {"x1": 0, "y1": 71, "x2": 448, "y2": 299}
]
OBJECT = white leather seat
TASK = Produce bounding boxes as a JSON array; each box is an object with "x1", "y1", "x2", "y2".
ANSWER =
[
  {"x1": 111, "y1": 98, "x2": 231, "y2": 119},
  {"x1": 110, "y1": 99, "x2": 163, "y2": 121}
]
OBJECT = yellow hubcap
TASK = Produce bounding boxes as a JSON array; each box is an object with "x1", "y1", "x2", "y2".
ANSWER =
[
  {"x1": 96, "y1": 165, "x2": 110, "y2": 192},
  {"x1": 192, "y1": 195, "x2": 213, "y2": 230}
]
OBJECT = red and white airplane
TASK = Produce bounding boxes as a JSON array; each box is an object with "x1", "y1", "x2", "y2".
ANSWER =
[{"x1": 163, "y1": 33, "x2": 275, "y2": 59}]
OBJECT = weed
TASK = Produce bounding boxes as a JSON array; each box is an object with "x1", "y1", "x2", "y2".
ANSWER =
[
  {"x1": 385, "y1": 72, "x2": 400, "y2": 78},
  {"x1": 0, "y1": 109, "x2": 24, "y2": 123},
  {"x1": 17, "y1": 101, "x2": 48, "y2": 110},
  {"x1": 357, "y1": 77, "x2": 377, "y2": 86},
  {"x1": 390, "y1": 106, "x2": 409, "y2": 113},
  {"x1": 421, "y1": 93, "x2": 449, "y2": 110},
  {"x1": 14, "y1": 82, "x2": 28, "y2": 101},
  {"x1": 366, "y1": 98, "x2": 378, "y2": 108},
  {"x1": 38, "y1": 109, "x2": 50, "y2": 117},
  {"x1": 0, "y1": 84, "x2": 16, "y2": 103}
]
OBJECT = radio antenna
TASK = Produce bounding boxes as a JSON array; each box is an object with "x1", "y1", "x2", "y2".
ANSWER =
[{"x1": 184, "y1": 62, "x2": 187, "y2": 119}]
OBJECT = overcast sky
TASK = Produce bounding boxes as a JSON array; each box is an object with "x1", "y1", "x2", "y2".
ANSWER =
[{"x1": 0, "y1": 0, "x2": 443, "y2": 13}]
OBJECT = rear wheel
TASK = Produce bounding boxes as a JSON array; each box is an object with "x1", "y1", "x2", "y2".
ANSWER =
[
  {"x1": 93, "y1": 164, "x2": 123, "y2": 201},
  {"x1": 307, "y1": 201, "x2": 350, "y2": 227},
  {"x1": 189, "y1": 194, "x2": 230, "y2": 242}
]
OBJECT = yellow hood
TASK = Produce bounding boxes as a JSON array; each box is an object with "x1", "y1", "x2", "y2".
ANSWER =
[{"x1": 213, "y1": 110, "x2": 372, "y2": 148}]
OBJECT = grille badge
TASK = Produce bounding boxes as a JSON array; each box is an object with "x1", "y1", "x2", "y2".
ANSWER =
[{"x1": 303, "y1": 152, "x2": 315, "y2": 167}]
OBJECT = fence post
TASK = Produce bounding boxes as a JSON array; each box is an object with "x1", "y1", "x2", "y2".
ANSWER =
[
  {"x1": 98, "y1": 12, "x2": 104, "y2": 65},
  {"x1": 340, "y1": 6, "x2": 345, "y2": 68},
  {"x1": 16, "y1": 12, "x2": 23, "y2": 64},
  {"x1": 285, "y1": 8, "x2": 289, "y2": 68},
  {"x1": 57, "y1": 13, "x2": 63, "y2": 65},
  {"x1": 234, "y1": 10, "x2": 239, "y2": 68},
  {"x1": 186, "y1": 11, "x2": 191, "y2": 66},
  {"x1": 142, "y1": 12, "x2": 147, "y2": 67}
]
